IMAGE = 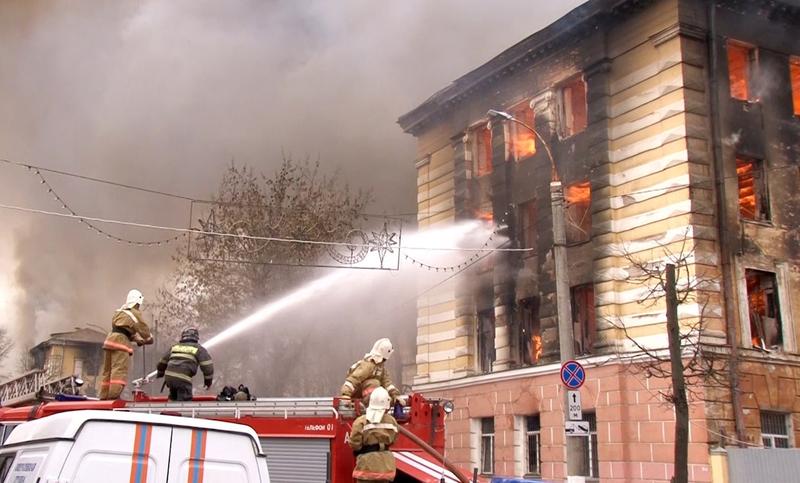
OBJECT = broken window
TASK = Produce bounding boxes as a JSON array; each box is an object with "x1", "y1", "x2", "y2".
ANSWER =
[
  {"x1": 519, "y1": 297, "x2": 542, "y2": 366},
  {"x1": 480, "y1": 417, "x2": 495, "y2": 475},
  {"x1": 565, "y1": 181, "x2": 592, "y2": 244},
  {"x1": 737, "y1": 157, "x2": 770, "y2": 222},
  {"x1": 571, "y1": 283, "x2": 596, "y2": 356},
  {"x1": 559, "y1": 75, "x2": 588, "y2": 137},
  {"x1": 518, "y1": 199, "x2": 537, "y2": 251},
  {"x1": 478, "y1": 308, "x2": 496, "y2": 373},
  {"x1": 746, "y1": 269, "x2": 783, "y2": 350},
  {"x1": 727, "y1": 40, "x2": 756, "y2": 101},
  {"x1": 471, "y1": 124, "x2": 493, "y2": 177},
  {"x1": 761, "y1": 412, "x2": 791, "y2": 448},
  {"x1": 508, "y1": 102, "x2": 537, "y2": 161},
  {"x1": 791, "y1": 57, "x2": 800, "y2": 117}
]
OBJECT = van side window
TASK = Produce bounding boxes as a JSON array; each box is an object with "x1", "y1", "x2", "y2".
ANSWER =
[{"x1": 0, "y1": 453, "x2": 16, "y2": 482}]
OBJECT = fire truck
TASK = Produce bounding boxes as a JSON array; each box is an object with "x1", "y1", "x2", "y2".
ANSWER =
[{"x1": 0, "y1": 390, "x2": 473, "y2": 483}]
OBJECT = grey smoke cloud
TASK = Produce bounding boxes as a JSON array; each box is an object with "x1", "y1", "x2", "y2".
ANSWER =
[{"x1": 0, "y1": 0, "x2": 585, "y2": 366}]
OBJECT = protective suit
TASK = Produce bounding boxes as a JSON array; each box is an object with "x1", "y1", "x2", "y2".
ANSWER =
[
  {"x1": 99, "y1": 290, "x2": 153, "y2": 400},
  {"x1": 348, "y1": 387, "x2": 398, "y2": 483},
  {"x1": 340, "y1": 338, "x2": 400, "y2": 405},
  {"x1": 156, "y1": 327, "x2": 214, "y2": 401}
]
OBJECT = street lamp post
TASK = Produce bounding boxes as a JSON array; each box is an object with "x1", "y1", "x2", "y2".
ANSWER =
[{"x1": 488, "y1": 109, "x2": 579, "y2": 480}]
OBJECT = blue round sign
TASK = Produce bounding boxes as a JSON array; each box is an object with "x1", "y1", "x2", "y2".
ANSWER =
[{"x1": 560, "y1": 360, "x2": 586, "y2": 389}]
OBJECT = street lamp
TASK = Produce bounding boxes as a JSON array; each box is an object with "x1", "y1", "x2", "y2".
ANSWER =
[{"x1": 487, "y1": 108, "x2": 579, "y2": 477}]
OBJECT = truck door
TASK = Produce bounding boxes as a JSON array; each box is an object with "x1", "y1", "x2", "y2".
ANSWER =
[
  {"x1": 168, "y1": 427, "x2": 262, "y2": 483},
  {"x1": 58, "y1": 421, "x2": 171, "y2": 483}
]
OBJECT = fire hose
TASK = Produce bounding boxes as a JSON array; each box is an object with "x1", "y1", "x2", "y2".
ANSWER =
[{"x1": 396, "y1": 424, "x2": 471, "y2": 483}]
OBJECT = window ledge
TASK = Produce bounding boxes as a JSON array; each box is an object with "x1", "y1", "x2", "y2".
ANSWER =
[{"x1": 741, "y1": 219, "x2": 774, "y2": 228}]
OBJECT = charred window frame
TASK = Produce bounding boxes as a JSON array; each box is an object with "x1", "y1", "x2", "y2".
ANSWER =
[
  {"x1": 480, "y1": 417, "x2": 495, "y2": 475},
  {"x1": 478, "y1": 308, "x2": 496, "y2": 373},
  {"x1": 557, "y1": 75, "x2": 588, "y2": 138},
  {"x1": 761, "y1": 412, "x2": 791, "y2": 448},
  {"x1": 736, "y1": 157, "x2": 770, "y2": 222},
  {"x1": 518, "y1": 199, "x2": 537, "y2": 254},
  {"x1": 727, "y1": 40, "x2": 757, "y2": 102},
  {"x1": 745, "y1": 269, "x2": 783, "y2": 351},
  {"x1": 507, "y1": 101, "x2": 537, "y2": 161},
  {"x1": 470, "y1": 122, "x2": 493, "y2": 177},
  {"x1": 790, "y1": 56, "x2": 800, "y2": 117},
  {"x1": 518, "y1": 297, "x2": 542, "y2": 366},
  {"x1": 565, "y1": 181, "x2": 592, "y2": 245},
  {"x1": 571, "y1": 283, "x2": 596, "y2": 356}
]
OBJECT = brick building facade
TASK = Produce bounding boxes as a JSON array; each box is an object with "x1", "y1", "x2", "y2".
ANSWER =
[{"x1": 398, "y1": 0, "x2": 800, "y2": 481}]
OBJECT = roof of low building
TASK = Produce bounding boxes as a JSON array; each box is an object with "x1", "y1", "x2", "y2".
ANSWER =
[{"x1": 30, "y1": 327, "x2": 107, "y2": 353}]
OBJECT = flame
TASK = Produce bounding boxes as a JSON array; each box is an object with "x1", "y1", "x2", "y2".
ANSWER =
[
  {"x1": 475, "y1": 210, "x2": 493, "y2": 222},
  {"x1": 727, "y1": 41, "x2": 751, "y2": 101},
  {"x1": 565, "y1": 181, "x2": 591, "y2": 204},
  {"x1": 792, "y1": 57, "x2": 800, "y2": 116},
  {"x1": 737, "y1": 159, "x2": 756, "y2": 220},
  {"x1": 531, "y1": 334, "x2": 543, "y2": 363},
  {"x1": 510, "y1": 104, "x2": 536, "y2": 160}
]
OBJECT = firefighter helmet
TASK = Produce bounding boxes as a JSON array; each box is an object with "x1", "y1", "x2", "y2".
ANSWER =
[
  {"x1": 121, "y1": 289, "x2": 144, "y2": 309},
  {"x1": 366, "y1": 387, "x2": 391, "y2": 423},
  {"x1": 366, "y1": 338, "x2": 393, "y2": 362},
  {"x1": 181, "y1": 327, "x2": 200, "y2": 342}
]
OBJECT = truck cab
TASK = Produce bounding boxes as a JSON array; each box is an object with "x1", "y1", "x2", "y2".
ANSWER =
[{"x1": 0, "y1": 410, "x2": 269, "y2": 483}]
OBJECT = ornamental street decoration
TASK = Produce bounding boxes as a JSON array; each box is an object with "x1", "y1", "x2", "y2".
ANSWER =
[{"x1": 187, "y1": 200, "x2": 402, "y2": 270}]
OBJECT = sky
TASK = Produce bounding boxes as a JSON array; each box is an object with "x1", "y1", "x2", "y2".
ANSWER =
[{"x1": 0, "y1": 0, "x2": 586, "y2": 370}]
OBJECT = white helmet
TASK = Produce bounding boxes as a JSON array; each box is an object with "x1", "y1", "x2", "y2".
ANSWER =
[
  {"x1": 121, "y1": 289, "x2": 144, "y2": 310},
  {"x1": 366, "y1": 338, "x2": 393, "y2": 363},
  {"x1": 366, "y1": 387, "x2": 391, "y2": 423}
]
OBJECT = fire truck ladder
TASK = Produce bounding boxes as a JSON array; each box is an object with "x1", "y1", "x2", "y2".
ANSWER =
[{"x1": 120, "y1": 397, "x2": 343, "y2": 419}]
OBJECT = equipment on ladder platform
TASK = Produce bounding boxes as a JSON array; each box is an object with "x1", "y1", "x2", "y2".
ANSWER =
[{"x1": 0, "y1": 390, "x2": 474, "y2": 483}]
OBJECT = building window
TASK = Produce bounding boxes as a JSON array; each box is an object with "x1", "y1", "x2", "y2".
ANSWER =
[
  {"x1": 559, "y1": 75, "x2": 588, "y2": 138},
  {"x1": 761, "y1": 412, "x2": 790, "y2": 448},
  {"x1": 480, "y1": 418, "x2": 495, "y2": 475},
  {"x1": 73, "y1": 358, "x2": 84, "y2": 378},
  {"x1": 576, "y1": 412, "x2": 599, "y2": 478},
  {"x1": 519, "y1": 298, "x2": 542, "y2": 366},
  {"x1": 571, "y1": 284, "x2": 596, "y2": 356},
  {"x1": 737, "y1": 157, "x2": 770, "y2": 222},
  {"x1": 526, "y1": 415, "x2": 541, "y2": 476},
  {"x1": 471, "y1": 124, "x2": 493, "y2": 177},
  {"x1": 565, "y1": 181, "x2": 592, "y2": 244},
  {"x1": 478, "y1": 308, "x2": 496, "y2": 373},
  {"x1": 518, "y1": 199, "x2": 536, "y2": 252},
  {"x1": 746, "y1": 269, "x2": 783, "y2": 350},
  {"x1": 508, "y1": 102, "x2": 536, "y2": 161},
  {"x1": 790, "y1": 57, "x2": 800, "y2": 117},
  {"x1": 727, "y1": 40, "x2": 756, "y2": 101}
]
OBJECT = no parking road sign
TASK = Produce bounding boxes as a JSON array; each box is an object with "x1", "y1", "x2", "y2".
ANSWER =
[{"x1": 560, "y1": 360, "x2": 586, "y2": 389}]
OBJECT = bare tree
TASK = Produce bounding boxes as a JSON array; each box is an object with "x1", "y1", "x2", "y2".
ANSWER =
[
  {"x1": 604, "y1": 235, "x2": 729, "y2": 483},
  {"x1": 0, "y1": 327, "x2": 14, "y2": 379},
  {"x1": 156, "y1": 156, "x2": 371, "y2": 395}
]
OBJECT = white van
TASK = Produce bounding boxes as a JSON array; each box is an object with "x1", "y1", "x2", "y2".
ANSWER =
[{"x1": 0, "y1": 410, "x2": 270, "y2": 483}]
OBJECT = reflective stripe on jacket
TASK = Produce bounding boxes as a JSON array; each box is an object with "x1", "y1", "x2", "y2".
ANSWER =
[
  {"x1": 348, "y1": 413, "x2": 398, "y2": 481},
  {"x1": 102, "y1": 307, "x2": 152, "y2": 354},
  {"x1": 156, "y1": 340, "x2": 214, "y2": 385}
]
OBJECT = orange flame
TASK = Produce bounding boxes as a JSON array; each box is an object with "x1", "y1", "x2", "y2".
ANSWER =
[
  {"x1": 792, "y1": 57, "x2": 800, "y2": 116},
  {"x1": 475, "y1": 210, "x2": 493, "y2": 222},
  {"x1": 565, "y1": 181, "x2": 591, "y2": 204},
  {"x1": 728, "y1": 41, "x2": 751, "y2": 101},
  {"x1": 531, "y1": 335, "x2": 543, "y2": 363}
]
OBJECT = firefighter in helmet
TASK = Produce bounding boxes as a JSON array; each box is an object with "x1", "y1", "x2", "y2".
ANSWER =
[
  {"x1": 340, "y1": 338, "x2": 401, "y2": 407},
  {"x1": 99, "y1": 289, "x2": 154, "y2": 400},
  {"x1": 156, "y1": 327, "x2": 214, "y2": 401},
  {"x1": 348, "y1": 386, "x2": 398, "y2": 483}
]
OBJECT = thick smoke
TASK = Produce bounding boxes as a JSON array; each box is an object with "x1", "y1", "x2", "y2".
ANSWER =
[{"x1": 0, "y1": 0, "x2": 585, "y2": 373}]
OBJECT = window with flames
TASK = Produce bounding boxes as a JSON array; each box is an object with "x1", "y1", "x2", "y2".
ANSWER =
[
  {"x1": 727, "y1": 40, "x2": 756, "y2": 101},
  {"x1": 790, "y1": 56, "x2": 800, "y2": 117},
  {"x1": 736, "y1": 157, "x2": 770, "y2": 222},
  {"x1": 507, "y1": 102, "x2": 536, "y2": 161},
  {"x1": 565, "y1": 181, "x2": 592, "y2": 244},
  {"x1": 471, "y1": 124, "x2": 493, "y2": 177},
  {"x1": 518, "y1": 297, "x2": 542, "y2": 366}
]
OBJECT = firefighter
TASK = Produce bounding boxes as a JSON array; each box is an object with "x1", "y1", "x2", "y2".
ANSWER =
[
  {"x1": 99, "y1": 289, "x2": 154, "y2": 400},
  {"x1": 156, "y1": 327, "x2": 214, "y2": 401},
  {"x1": 340, "y1": 338, "x2": 401, "y2": 407},
  {"x1": 348, "y1": 387, "x2": 398, "y2": 483}
]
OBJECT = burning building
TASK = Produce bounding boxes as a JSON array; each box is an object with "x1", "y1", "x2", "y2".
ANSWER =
[{"x1": 398, "y1": 0, "x2": 800, "y2": 481}]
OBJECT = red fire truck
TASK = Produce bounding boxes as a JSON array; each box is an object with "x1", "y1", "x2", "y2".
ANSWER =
[{"x1": 0, "y1": 391, "x2": 473, "y2": 483}]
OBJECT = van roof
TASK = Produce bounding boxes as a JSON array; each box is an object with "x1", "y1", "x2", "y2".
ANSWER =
[{"x1": 4, "y1": 410, "x2": 263, "y2": 451}]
